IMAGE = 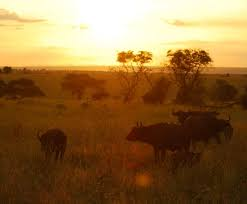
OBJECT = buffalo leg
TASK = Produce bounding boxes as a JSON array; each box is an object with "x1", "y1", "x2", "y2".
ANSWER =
[
  {"x1": 153, "y1": 147, "x2": 159, "y2": 163},
  {"x1": 45, "y1": 149, "x2": 52, "y2": 162},
  {"x1": 55, "y1": 150, "x2": 60, "y2": 161},
  {"x1": 45, "y1": 149, "x2": 49, "y2": 160},
  {"x1": 161, "y1": 149, "x2": 166, "y2": 161},
  {"x1": 60, "y1": 148, "x2": 65, "y2": 161},
  {"x1": 215, "y1": 135, "x2": 221, "y2": 144}
]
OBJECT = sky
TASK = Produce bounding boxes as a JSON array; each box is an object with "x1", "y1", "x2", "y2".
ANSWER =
[{"x1": 0, "y1": 0, "x2": 247, "y2": 67}]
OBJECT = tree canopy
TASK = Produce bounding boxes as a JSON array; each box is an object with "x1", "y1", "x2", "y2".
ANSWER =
[
  {"x1": 165, "y1": 49, "x2": 212, "y2": 104},
  {"x1": 115, "y1": 50, "x2": 153, "y2": 103}
]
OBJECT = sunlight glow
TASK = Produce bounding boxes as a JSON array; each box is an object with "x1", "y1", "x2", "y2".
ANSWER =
[
  {"x1": 1, "y1": 0, "x2": 247, "y2": 66},
  {"x1": 135, "y1": 173, "x2": 152, "y2": 187},
  {"x1": 75, "y1": 0, "x2": 150, "y2": 46}
]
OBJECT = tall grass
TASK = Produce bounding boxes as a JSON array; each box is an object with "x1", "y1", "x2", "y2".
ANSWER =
[{"x1": 0, "y1": 71, "x2": 246, "y2": 203}]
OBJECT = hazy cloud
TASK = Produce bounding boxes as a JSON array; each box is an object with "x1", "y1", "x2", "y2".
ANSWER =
[
  {"x1": 164, "y1": 18, "x2": 247, "y2": 28},
  {"x1": 163, "y1": 40, "x2": 247, "y2": 48},
  {"x1": 0, "y1": 23, "x2": 24, "y2": 29},
  {"x1": 71, "y1": 23, "x2": 89, "y2": 30},
  {"x1": 80, "y1": 24, "x2": 89, "y2": 30},
  {"x1": 0, "y1": 8, "x2": 46, "y2": 23},
  {"x1": 164, "y1": 19, "x2": 195, "y2": 27}
]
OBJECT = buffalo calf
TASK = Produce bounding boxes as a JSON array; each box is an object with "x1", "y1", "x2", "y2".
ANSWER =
[{"x1": 37, "y1": 129, "x2": 67, "y2": 161}]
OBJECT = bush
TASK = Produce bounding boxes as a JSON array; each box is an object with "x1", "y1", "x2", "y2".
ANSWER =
[
  {"x1": 240, "y1": 94, "x2": 247, "y2": 109},
  {"x1": 0, "y1": 78, "x2": 45, "y2": 99},
  {"x1": 240, "y1": 85, "x2": 247, "y2": 109},
  {"x1": 2, "y1": 66, "x2": 13, "y2": 74},
  {"x1": 209, "y1": 79, "x2": 238, "y2": 103},
  {"x1": 142, "y1": 77, "x2": 170, "y2": 104},
  {"x1": 61, "y1": 73, "x2": 105, "y2": 100},
  {"x1": 0, "y1": 80, "x2": 6, "y2": 97},
  {"x1": 8, "y1": 78, "x2": 35, "y2": 87},
  {"x1": 92, "y1": 88, "x2": 110, "y2": 101},
  {"x1": 175, "y1": 83, "x2": 206, "y2": 105}
]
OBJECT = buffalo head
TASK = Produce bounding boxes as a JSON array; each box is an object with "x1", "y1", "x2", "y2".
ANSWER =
[
  {"x1": 126, "y1": 122, "x2": 143, "y2": 141},
  {"x1": 172, "y1": 110, "x2": 189, "y2": 124},
  {"x1": 217, "y1": 116, "x2": 233, "y2": 140},
  {"x1": 37, "y1": 130, "x2": 46, "y2": 152}
]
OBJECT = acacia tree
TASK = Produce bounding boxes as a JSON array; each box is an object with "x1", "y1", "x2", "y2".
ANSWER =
[
  {"x1": 114, "y1": 50, "x2": 153, "y2": 103},
  {"x1": 165, "y1": 49, "x2": 212, "y2": 104}
]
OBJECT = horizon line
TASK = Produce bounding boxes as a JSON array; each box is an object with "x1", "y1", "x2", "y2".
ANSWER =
[{"x1": 1, "y1": 65, "x2": 247, "y2": 69}]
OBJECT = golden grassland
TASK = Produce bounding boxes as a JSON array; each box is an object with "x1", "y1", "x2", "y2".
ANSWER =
[{"x1": 0, "y1": 71, "x2": 246, "y2": 203}]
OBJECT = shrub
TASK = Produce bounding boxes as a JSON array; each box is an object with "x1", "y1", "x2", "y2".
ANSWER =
[
  {"x1": 209, "y1": 79, "x2": 238, "y2": 103},
  {"x1": 2, "y1": 66, "x2": 13, "y2": 74},
  {"x1": 61, "y1": 73, "x2": 105, "y2": 100},
  {"x1": 240, "y1": 85, "x2": 247, "y2": 109},
  {"x1": 0, "y1": 80, "x2": 6, "y2": 97},
  {"x1": 92, "y1": 88, "x2": 110, "y2": 101},
  {"x1": 1, "y1": 78, "x2": 45, "y2": 99},
  {"x1": 240, "y1": 94, "x2": 247, "y2": 109},
  {"x1": 175, "y1": 83, "x2": 206, "y2": 105},
  {"x1": 142, "y1": 77, "x2": 170, "y2": 104}
]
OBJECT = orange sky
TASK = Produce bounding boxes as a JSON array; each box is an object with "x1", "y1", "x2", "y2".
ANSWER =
[{"x1": 0, "y1": 0, "x2": 247, "y2": 67}]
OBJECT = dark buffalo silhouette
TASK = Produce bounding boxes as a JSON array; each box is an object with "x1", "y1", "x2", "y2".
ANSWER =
[
  {"x1": 37, "y1": 129, "x2": 67, "y2": 161},
  {"x1": 172, "y1": 110, "x2": 219, "y2": 124},
  {"x1": 126, "y1": 122, "x2": 191, "y2": 162},
  {"x1": 183, "y1": 115, "x2": 233, "y2": 145}
]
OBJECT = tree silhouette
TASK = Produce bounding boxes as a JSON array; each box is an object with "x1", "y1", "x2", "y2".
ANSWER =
[
  {"x1": 165, "y1": 49, "x2": 212, "y2": 105},
  {"x1": 114, "y1": 50, "x2": 153, "y2": 103}
]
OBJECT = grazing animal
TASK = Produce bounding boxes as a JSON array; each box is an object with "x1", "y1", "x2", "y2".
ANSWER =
[
  {"x1": 126, "y1": 122, "x2": 191, "y2": 162},
  {"x1": 37, "y1": 129, "x2": 67, "y2": 161},
  {"x1": 183, "y1": 115, "x2": 233, "y2": 145},
  {"x1": 172, "y1": 110, "x2": 219, "y2": 124}
]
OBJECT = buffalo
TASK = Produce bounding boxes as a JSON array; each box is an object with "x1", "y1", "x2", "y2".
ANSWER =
[
  {"x1": 37, "y1": 129, "x2": 67, "y2": 161},
  {"x1": 172, "y1": 110, "x2": 219, "y2": 124},
  {"x1": 183, "y1": 115, "x2": 233, "y2": 145},
  {"x1": 126, "y1": 122, "x2": 191, "y2": 162}
]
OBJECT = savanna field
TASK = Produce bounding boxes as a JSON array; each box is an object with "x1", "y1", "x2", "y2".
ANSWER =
[{"x1": 0, "y1": 70, "x2": 246, "y2": 203}]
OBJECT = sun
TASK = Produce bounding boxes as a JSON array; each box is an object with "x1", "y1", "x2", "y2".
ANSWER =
[
  {"x1": 75, "y1": 0, "x2": 148, "y2": 47},
  {"x1": 88, "y1": 13, "x2": 126, "y2": 45}
]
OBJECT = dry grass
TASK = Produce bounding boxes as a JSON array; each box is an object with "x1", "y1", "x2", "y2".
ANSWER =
[{"x1": 0, "y1": 71, "x2": 246, "y2": 203}]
